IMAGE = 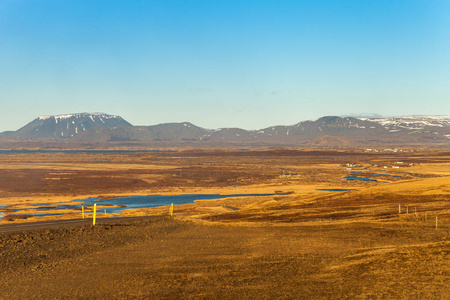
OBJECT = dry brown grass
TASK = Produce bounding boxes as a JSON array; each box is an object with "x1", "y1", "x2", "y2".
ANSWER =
[
  {"x1": 2, "y1": 214, "x2": 34, "y2": 221},
  {"x1": 1, "y1": 149, "x2": 450, "y2": 298}
]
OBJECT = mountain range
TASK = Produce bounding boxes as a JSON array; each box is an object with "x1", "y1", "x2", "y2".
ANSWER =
[{"x1": 1, "y1": 113, "x2": 450, "y2": 148}]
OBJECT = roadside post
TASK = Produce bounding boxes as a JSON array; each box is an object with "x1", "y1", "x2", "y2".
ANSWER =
[
  {"x1": 93, "y1": 203, "x2": 97, "y2": 225},
  {"x1": 82, "y1": 206, "x2": 85, "y2": 219},
  {"x1": 169, "y1": 203, "x2": 173, "y2": 217}
]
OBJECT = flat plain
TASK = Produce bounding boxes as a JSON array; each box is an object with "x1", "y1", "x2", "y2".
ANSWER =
[{"x1": 0, "y1": 148, "x2": 449, "y2": 299}]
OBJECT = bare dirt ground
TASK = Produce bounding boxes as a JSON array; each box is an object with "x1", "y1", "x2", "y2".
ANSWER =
[{"x1": 0, "y1": 148, "x2": 449, "y2": 299}]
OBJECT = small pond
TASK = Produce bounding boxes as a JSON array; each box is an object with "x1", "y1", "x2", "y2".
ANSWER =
[
  {"x1": 0, "y1": 193, "x2": 279, "y2": 220},
  {"x1": 344, "y1": 176, "x2": 389, "y2": 183},
  {"x1": 351, "y1": 171, "x2": 401, "y2": 177}
]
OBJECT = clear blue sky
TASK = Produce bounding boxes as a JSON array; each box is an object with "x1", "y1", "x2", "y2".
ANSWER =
[{"x1": 1, "y1": 0, "x2": 449, "y2": 131}]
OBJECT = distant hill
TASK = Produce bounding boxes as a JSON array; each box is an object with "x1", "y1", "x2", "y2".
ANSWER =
[
  {"x1": 70, "y1": 122, "x2": 211, "y2": 142},
  {"x1": 255, "y1": 116, "x2": 387, "y2": 140},
  {"x1": 1, "y1": 113, "x2": 132, "y2": 140},
  {"x1": 1, "y1": 114, "x2": 450, "y2": 147}
]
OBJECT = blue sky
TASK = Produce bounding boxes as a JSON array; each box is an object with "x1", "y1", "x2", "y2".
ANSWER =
[{"x1": 1, "y1": 0, "x2": 449, "y2": 131}]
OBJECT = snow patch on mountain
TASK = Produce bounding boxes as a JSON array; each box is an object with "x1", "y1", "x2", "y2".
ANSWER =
[
  {"x1": 10, "y1": 113, "x2": 132, "y2": 140},
  {"x1": 363, "y1": 116, "x2": 450, "y2": 130}
]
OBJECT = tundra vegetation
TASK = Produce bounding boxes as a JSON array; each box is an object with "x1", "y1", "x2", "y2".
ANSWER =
[{"x1": 0, "y1": 148, "x2": 449, "y2": 299}]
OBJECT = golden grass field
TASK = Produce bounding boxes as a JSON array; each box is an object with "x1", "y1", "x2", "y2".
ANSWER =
[{"x1": 0, "y1": 148, "x2": 449, "y2": 298}]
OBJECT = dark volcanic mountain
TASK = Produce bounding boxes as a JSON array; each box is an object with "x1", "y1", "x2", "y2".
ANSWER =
[
  {"x1": 71, "y1": 122, "x2": 210, "y2": 142},
  {"x1": 2, "y1": 113, "x2": 132, "y2": 140},
  {"x1": 256, "y1": 116, "x2": 387, "y2": 140},
  {"x1": 2, "y1": 114, "x2": 450, "y2": 147},
  {"x1": 205, "y1": 128, "x2": 259, "y2": 141}
]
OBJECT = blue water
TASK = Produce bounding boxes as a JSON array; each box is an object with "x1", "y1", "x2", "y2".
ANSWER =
[
  {"x1": 0, "y1": 149, "x2": 178, "y2": 154},
  {"x1": 0, "y1": 193, "x2": 279, "y2": 219},
  {"x1": 316, "y1": 189, "x2": 357, "y2": 192},
  {"x1": 34, "y1": 206, "x2": 59, "y2": 210},
  {"x1": 351, "y1": 171, "x2": 401, "y2": 177},
  {"x1": 75, "y1": 194, "x2": 278, "y2": 213},
  {"x1": 345, "y1": 176, "x2": 377, "y2": 182},
  {"x1": 344, "y1": 176, "x2": 389, "y2": 183}
]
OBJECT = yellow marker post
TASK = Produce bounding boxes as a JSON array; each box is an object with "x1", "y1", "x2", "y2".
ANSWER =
[
  {"x1": 104, "y1": 209, "x2": 107, "y2": 217},
  {"x1": 93, "y1": 203, "x2": 97, "y2": 225},
  {"x1": 169, "y1": 203, "x2": 173, "y2": 217},
  {"x1": 82, "y1": 206, "x2": 85, "y2": 219}
]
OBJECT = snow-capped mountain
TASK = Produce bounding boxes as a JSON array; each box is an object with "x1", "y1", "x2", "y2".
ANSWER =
[
  {"x1": 254, "y1": 116, "x2": 386, "y2": 139},
  {"x1": 359, "y1": 116, "x2": 450, "y2": 142},
  {"x1": 364, "y1": 116, "x2": 450, "y2": 131},
  {"x1": 4, "y1": 113, "x2": 132, "y2": 140},
  {"x1": 1, "y1": 114, "x2": 449, "y2": 147}
]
